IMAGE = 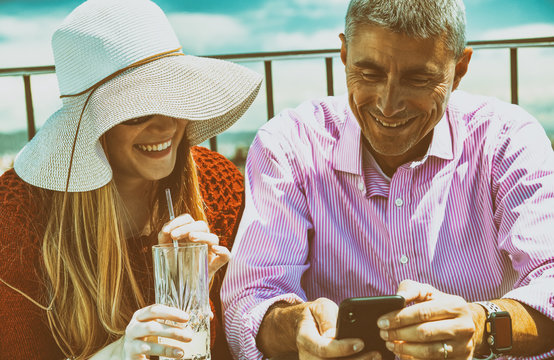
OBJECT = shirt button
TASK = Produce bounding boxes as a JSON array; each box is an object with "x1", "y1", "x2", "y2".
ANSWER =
[
  {"x1": 400, "y1": 255, "x2": 409, "y2": 264},
  {"x1": 358, "y1": 181, "x2": 365, "y2": 191},
  {"x1": 395, "y1": 198, "x2": 404, "y2": 207}
]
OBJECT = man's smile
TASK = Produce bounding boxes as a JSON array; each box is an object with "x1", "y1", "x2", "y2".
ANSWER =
[{"x1": 370, "y1": 113, "x2": 413, "y2": 129}]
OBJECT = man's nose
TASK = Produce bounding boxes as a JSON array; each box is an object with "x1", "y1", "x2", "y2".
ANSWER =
[{"x1": 376, "y1": 80, "x2": 406, "y2": 118}]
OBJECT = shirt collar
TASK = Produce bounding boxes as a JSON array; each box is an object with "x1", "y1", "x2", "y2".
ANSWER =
[
  {"x1": 331, "y1": 104, "x2": 363, "y2": 175},
  {"x1": 330, "y1": 101, "x2": 453, "y2": 175},
  {"x1": 426, "y1": 112, "x2": 453, "y2": 161}
]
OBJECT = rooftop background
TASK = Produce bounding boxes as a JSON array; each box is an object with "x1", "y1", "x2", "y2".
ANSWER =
[{"x1": 0, "y1": 0, "x2": 553, "y2": 169}]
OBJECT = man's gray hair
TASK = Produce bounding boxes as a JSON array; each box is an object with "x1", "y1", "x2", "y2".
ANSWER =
[{"x1": 345, "y1": 0, "x2": 466, "y2": 58}]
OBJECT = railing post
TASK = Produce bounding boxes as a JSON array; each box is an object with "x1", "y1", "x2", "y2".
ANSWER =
[
  {"x1": 23, "y1": 75, "x2": 36, "y2": 140},
  {"x1": 510, "y1": 48, "x2": 518, "y2": 105},
  {"x1": 209, "y1": 136, "x2": 218, "y2": 152},
  {"x1": 264, "y1": 60, "x2": 274, "y2": 120},
  {"x1": 325, "y1": 57, "x2": 334, "y2": 96}
]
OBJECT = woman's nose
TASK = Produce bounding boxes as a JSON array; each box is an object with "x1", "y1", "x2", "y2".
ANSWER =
[{"x1": 148, "y1": 115, "x2": 177, "y2": 133}]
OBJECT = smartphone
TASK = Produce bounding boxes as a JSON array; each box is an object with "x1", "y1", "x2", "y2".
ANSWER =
[{"x1": 336, "y1": 295, "x2": 405, "y2": 359}]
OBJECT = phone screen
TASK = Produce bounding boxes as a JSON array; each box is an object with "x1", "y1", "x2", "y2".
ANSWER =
[{"x1": 336, "y1": 296, "x2": 405, "y2": 359}]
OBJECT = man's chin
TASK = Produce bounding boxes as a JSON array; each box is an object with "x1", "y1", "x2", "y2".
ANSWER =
[{"x1": 364, "y1": 142, "x2": 410, "y2": 158}]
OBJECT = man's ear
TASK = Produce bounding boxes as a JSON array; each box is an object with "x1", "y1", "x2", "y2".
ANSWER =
[
  {"x1": 452, "y1": 47, "x2": 473, "y2": 90},
  {"x1": 339, "y1": 33, "x2": 347, "y2": 65}
]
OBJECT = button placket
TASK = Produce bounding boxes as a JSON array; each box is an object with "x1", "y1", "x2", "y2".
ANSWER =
[
  {"x1": 400, "y1": 254, "x2": 409, "y2": 264},
  {"x1": 387, "y1": 168, "x2": 416, "y2": 282}
]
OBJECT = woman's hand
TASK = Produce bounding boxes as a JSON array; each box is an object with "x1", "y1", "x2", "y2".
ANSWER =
[
  {"x1": 90, "y1": 304, "x2": 191, "y2": 360},
  {"x1": 158, "y1": 213, "x2": 231, "y2": 279}
]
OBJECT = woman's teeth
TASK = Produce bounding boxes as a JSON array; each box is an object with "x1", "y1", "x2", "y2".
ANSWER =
[{"x1": 136, "y1": 140, "x2": 171, "y2": 152}]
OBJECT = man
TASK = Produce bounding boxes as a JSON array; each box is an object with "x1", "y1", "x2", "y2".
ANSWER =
[{"x1": 221, "y1": 0, "x2": 554, "y2": 359}]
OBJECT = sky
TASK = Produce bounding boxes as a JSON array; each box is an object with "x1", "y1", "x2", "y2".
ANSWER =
[{"x1": 0, "y1": 0, "x2": 553, "y2": 143}]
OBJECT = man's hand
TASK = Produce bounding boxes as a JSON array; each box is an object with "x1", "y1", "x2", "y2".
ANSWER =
[
  {"x1": 257, "y1": 298, "x2": 376, "y2": 359},
  {"x1": 377, "y1": 280, "x2": 478, "y2": 360}
]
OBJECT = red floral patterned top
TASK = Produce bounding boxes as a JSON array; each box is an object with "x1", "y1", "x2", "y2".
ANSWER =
[{"x1": 0, "y1": 146, "x2": 242, "y2": 360}]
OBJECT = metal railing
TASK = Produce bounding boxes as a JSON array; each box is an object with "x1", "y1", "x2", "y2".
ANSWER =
[{"x1": 1, "y1": 36, "x2": 553, "y2": 152}]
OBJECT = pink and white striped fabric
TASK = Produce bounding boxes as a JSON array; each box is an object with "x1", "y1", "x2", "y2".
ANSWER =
[{"x1": 221, "y1": 91, "x2": 554, "y2": 360}]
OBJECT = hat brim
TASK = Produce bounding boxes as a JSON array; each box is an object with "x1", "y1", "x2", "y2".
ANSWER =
[
  {"x1": 89, "y1": 55, "x2": 262, "y2": 145},
  {"x1": 14, "y1": 55, "x2": 262, "y2": 192}
]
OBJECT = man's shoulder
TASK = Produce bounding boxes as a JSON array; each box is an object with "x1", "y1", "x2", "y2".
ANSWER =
[
  {"x1": 258, "y1": 95, "x2": 351, "y2": 144},
  {"x1": 449, "y1": 91, "x2": 534, "y2": 125},
  {"x1": 448, "y1": 90, "x2": 539, "y2": 137}
]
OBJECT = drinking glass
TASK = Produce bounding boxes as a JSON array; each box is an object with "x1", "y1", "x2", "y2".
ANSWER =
[{"x1": 152, "y1": 243, "x2": 210, "y2": 360}]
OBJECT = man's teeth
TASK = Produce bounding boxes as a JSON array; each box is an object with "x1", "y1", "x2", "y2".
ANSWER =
[
  {"x1": 137, "y1": 140, "x2": 171, "y2": 152},
  {"x1": 373, "y1": 115, "x2": 410, "y2": 128}
]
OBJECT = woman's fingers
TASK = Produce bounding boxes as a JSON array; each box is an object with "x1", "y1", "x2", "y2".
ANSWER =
[
  {"x1": 158, "y1": 213, "x2": 216, "y2": 244},
  {"x1": 188, "y1": 231, "x2": 219, "y2": 246},
  {"x1": 133, "y1": 304, "x2": 189, "y2": 323},
  {"x1": 125, "y1": 338, "x2": 187, "y2": 359},
  {"x1": 208, "y1": 245, "x2": 231, "y2": 277},
  {"x1": 156, "y1": 214, "x2": 230, "y2": 276},
  {"x1": 126, "y1": 318, "x2": 193, "y2": 343},
  {"x1": 158, "y1": 214, "x2": 195, "y2": 243},
  {"x1": 123, "y1": 304, "x2": 195, "y2": 359}
]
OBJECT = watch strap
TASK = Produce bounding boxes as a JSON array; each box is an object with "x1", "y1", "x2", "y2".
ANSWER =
[
  {"x1": 474, "y1": 301, "x2": 512, "y2": 358},
  {"x1": 475, "y1": 301, "x2": 502, "y2": 315}
]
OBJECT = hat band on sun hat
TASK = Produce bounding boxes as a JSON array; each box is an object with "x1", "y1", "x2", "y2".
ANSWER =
[
  {"x1": 60, "y1": 48, "x2": 185, "y2": 193},
  {"x1": 14, "y1": 0, "x2": 263, "y2": 193}
]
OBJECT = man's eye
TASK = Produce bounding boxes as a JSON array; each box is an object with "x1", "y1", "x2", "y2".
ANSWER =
[
  {"x1": 407, "y1": 78, "x2": 430, "y2": 86},
  {"x1": 360, "y1": 72, "x2": 381, "y2": 81}
]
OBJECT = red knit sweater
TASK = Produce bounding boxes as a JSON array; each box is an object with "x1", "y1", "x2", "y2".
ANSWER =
[{"x1": 0, "y1": 146, "x2": 242, "y2": 359}]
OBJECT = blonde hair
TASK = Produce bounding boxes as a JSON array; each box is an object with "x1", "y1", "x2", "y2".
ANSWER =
[{"x1": 40, "y1": 140, "x2": 206, "y2": 359}]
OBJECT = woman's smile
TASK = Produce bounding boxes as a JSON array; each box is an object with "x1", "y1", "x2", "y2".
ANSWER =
[{"x1": 134, "y1": 138, "x2": 173, "y2": 158}]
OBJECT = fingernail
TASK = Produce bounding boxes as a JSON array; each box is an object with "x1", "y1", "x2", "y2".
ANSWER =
[
  {"x1": 371, "y1": 352, "x2": 382, "y2": 360},
  {"x1": 353, "y1": 341, "x2": 364, "y2": 352},
  {"x1": 378, "y1": 319, "x2": 389, "y2": 329},
  {"x1": 386, "y1": 341, "x2": 394, "y2": 351},
  {"x1": 174, "y1": 349, "x2": 184, "y2": 358},
  {"x1": 177, "y1": 311, "x2": 189, "y2": 321},
  {"x1": 380, "y1": 330, "x2": 388, "y2": 340}
]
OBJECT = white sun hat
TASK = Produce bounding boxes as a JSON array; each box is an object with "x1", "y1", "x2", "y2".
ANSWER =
[{"x1": 14, "y1": 0, "x2": 262, "y2": 192}]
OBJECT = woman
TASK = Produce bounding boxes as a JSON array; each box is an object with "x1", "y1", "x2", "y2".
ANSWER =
[{"x1": 0, "y1": 0, "x2": 261, "y2": 359}]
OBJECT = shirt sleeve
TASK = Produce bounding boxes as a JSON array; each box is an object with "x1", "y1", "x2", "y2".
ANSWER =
[
  {"x1": 488, "y1": 105, "x2": 554, "y2": 358},
  {"x1": 221, "y1": 117, "x2": 313, "y2": 359}
]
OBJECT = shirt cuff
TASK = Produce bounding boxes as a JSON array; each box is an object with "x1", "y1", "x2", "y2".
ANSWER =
[
  {"x1": 237, "y1": 293, "x2": 305, "y2": 360},
  {"x1": 501, "y1": 281, "x2": 554, "y2": 360},
  {"x1": 505, "y1": 350, "x2": 554, "y2": 360}
]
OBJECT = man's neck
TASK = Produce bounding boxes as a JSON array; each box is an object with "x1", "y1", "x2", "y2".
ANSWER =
[{"x1": 363, "y1": 131, "x2": 434, "y2": 178}]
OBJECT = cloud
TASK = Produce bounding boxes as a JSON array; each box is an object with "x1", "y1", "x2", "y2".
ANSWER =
[
  {"x1": 168, "y1": 12, "x2": 250, "y2": 55},
  {"x1": 0, "y1": 14, "x2": 62, "y2": 67},
  {"x1": 261, "y1": 28, "x2": 343, "y2": 51},
  {"x1": 0, "y1": 74, "x2": 60, "y2": 133},
  {"x1": 0, "y1": 12, "x2": 65, "y2": 41},
  {"x1": 460, "y1": 40, "x2": 554, "y2": 130},
  {"x1": 479, "y1": 23, "x2": 554, "y2": 40}
]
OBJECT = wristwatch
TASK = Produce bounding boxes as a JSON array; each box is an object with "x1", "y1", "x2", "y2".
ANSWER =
[{"x1": 474, "y1": 301, "x2": 512, "y2": 359}]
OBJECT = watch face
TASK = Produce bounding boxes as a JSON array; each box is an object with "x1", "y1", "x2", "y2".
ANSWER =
[{"x1": 492, "y1": 313, "x2": 512, "y2": 351}]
